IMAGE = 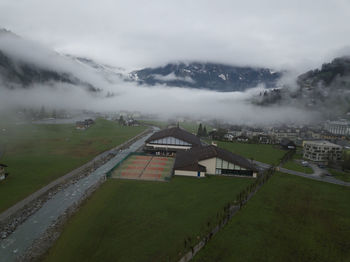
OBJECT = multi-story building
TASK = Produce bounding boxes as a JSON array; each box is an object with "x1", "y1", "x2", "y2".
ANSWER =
[
  {"x1": 270, "y1": 128, "x2": 298, "y2": 143},
  {"x1": 303, "y1": 140, "x2": 343, "y2": 163},
  {"x1": 324, "y1": 120, "x2": 350, "y2": 136}
]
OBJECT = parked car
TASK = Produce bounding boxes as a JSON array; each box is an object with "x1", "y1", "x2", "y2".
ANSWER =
[{"x1": 301, "y1": 161, "x2": 309, "y2": 167}]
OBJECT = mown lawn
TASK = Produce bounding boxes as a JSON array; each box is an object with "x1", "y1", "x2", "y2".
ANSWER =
[
  {"x1": 217, "y1": 141, "x2": 286, "y2": 165},
  {"x1": 283, "y1": 160, "x2": 313, "y2": 174},
  {"x1": 0, "y1": 118, "x2": 146, "y2": 212},
  {"x1": 138, "y1": 120, "x2": 168, "y2": 129},
  {"x1": 328, "y1": 168, "x2": 350, "y2": 182},
  {"x1": 44, "y1": 176, "x2": 254, "y2": 262},
  {"x1": 282, "y1": 152, "x2": 313, "y2": 174},
  {"x1": 179, "y1": 122, "x2": 213, "y2": 135},
  {"x1": 193, "y1": 172, "x2": 350, "y2": 262},
  {"x1": 139, "y1": 119, "x2": 213, "y2": 135}
]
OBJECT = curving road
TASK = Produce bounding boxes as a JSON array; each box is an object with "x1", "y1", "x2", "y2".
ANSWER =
[{"x1": 253, "y1": 160, "x2": 350, "y2": 187}]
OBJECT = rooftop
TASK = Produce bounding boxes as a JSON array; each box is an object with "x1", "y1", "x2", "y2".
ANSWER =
[
  {"x1": 303, "y1": 140, "x2": 342, "y2": 148},
  {"x1": 146, "y1": 127, "x2": 202, "y2": 147},
  {"x1": 174, "y1": 145, "x2": 258, "y2": 172}
]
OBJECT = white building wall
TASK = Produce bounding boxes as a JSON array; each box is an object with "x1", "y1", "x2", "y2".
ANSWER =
[
  {"x1": 199, "y1": 158, "x2": 217, "y2": 174},
  {"x1": 145, "y1": 143, "x2": 191, "y2": 150},
  {"x1": 174, "y1": 170, "x2": 205, "y2": 177}
]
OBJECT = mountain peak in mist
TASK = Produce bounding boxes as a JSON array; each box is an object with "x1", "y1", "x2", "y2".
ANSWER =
[{"x1": 130, "y1": 62, "x2": 282, "y2": 92}]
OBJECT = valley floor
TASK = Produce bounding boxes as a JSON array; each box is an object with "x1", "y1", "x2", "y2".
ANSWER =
[
  {"x1": 0, "y1": 119, "x2": 146, "y2": 212},
  {"x1": 193, "y1": 172, "x2": 350, "y2": 262},
  {"x1": 43, "y1": 176, "x2": 253, "y2": 262}
]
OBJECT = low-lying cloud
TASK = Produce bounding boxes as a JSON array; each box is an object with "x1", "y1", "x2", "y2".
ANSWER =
[
  {"x1": 0, "y1": 79, "x2": 322, "y2": 126},
  {"x1": 153, "y1": 73, "x2": 195, "y2": 84}
]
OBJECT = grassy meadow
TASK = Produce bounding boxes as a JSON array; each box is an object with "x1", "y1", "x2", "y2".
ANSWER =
[
  {"x1": 282, "y1": 152, "x2": 313, "y2": 174},
  {"x1": 193, "y1": 172, "x2": 350, "y2": 262},
  {"x1": 0, "y1": 118, "x2": 146, "y2": 212},
  {"x1": 217, "y1": 141, "x2": 286, "y2": 165},
  {"x1": 328, "y1": 168, "x2": 350, "y2": 182},
  {"x1": 44, "y1": 176, "x2": 254, "y2": 262}
]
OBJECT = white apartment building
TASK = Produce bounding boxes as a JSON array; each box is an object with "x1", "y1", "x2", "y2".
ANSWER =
[
  {"x1": 324, "y1": 120, "x2": 350, "y2": 136},
  {"x1": 303, "y1": 140, "x2": 343, "y2": 163}
]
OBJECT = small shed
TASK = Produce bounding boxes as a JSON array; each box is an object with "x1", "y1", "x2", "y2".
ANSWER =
[
  {"x1": 0, "y1": 164, "x2": 9, "y2": 181},
  {"x1": 280, "y1": 139, "x2": 296, "y2": 150}
]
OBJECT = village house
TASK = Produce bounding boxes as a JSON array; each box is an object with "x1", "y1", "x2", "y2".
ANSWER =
[
  {"x1": 224, "y1": 133, "x2": 235, "y2": 141},
  {"x1": 125, "y1": 118, "x2": 139, "y2": 126},
  {"x1": 75, "y1": 119, "x2": 95, "y2": 130},
  {"x1": 0, "y1": 164, "x2": 8, "y2": 181},
  {"x1": 270, "y1": 128, "x2": 299, "y2": 143},
  {"x1": 245, "y1": 128, "x2": 264, "y2": 139},
  {"x1": 321, "y1": 132, "x2": 346, "y2": 141},
  {"x1": 280, "y1": 138, "x2": 296, "y2": 150},
  {"x1": 258, "y1": 134, "x2": 274, "y2": 144},
  {"x1": 236, "y1": 135, "x2": 249, "y2": 142},
  {"x1": 228, "y1": 129, "x2": 243, "y2": 138}
]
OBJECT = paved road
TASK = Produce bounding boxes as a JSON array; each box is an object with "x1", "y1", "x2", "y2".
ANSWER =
[
  {"x1": 278, "y1": 167, "x2": 350, "y2": 187},
  {"x1": 252, "y1": 160, "x2": 350, "y2": 187},
  {"x1": 0, "y1": 129, "x2": 156, "y2": 262}
]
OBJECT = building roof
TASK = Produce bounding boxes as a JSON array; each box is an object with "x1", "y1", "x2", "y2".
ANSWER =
[
  {"x1": 146, "y1": 127, "x2": 202, "y2": 146},
  {"x1": 174, "y1": 145, "x2": 258, "y2": 172},
  {"x1": 280, "y1": 138, "x2": 296, "y2": 147},
  {"x1": 303, "y1": 140, "x2": 342, "y2": 148}
]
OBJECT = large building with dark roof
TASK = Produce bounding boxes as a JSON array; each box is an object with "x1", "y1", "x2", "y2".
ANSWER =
[
  {"x1": 144, "y1": 127, "x2": 202, "y2": 156},
  {"x1": 174, "y1": 145, "x2": 259, "y2": 178},
  {"x1": 144, "y1": 127, "x2": 258, "y2": 178}
]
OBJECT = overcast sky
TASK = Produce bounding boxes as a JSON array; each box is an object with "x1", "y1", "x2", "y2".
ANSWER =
[{"x1": 0, "y1": 0, "x2": 350, "y2": 71}]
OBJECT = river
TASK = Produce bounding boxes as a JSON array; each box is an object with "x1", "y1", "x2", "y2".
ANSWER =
[{"x1": 0, "y1": 129, "x2": 155, "y2": 262}]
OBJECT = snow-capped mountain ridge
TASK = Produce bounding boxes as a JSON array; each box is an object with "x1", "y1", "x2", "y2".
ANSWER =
[{"x1": 130, "y1": 62, "x2": 282, "y2": 92}]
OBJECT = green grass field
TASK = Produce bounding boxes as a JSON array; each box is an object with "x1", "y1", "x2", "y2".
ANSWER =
[
  {"x1": 0, "y1": 119, "x2": 146, "y2": 212},
  {"x1": 217, "y1": 141, "x2": 286, "y2": 165},
  {"x1": 193, "y1": 172, "x2": 350, "y2": 262},
  {"x1": 44, "y1": 176, "x2": 254, "y2": 262},
  {"x1": 282, "y1": 152, "x2": 313, "y2": 174},
  {"x1": 138, "y1": 120, "x2": 168, "y2": 129},
  {"x1": 283, "y1": 160, "x2": 313, "y2": 174},
  {"x1": 327, "y1": 168, "x2": 350, "y2": 182},
  {"x1": 179, "y1": 121, "x2": 213, "y2": 135},
  {"x1": 139, "y1": 119, "x2": 213, "y2": 135}
]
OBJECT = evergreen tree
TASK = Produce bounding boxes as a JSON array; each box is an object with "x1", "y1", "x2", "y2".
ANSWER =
[
  {"x1": 39, "y1": 106, "x2": 46, "y2": 119},
  {"x1": 52, "y1": 109, "x2": 57, "y2": 119},
  {"x1": 197, "y1": 123, "x2": 203, "y2": 137},
  {"x1": 118, "y1": 115, "x2": 125, "y2": 125},
  {"x1": 203, "y1": 126, "x2": 208, "y2": 137},
  {"x1": 342, "y1": 152, "x2": 350, "y2": 171}
]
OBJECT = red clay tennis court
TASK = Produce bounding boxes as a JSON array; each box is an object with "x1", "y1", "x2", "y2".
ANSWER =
[{"x1": 110, "y1": 154, "x2": 174, "y2": 181}]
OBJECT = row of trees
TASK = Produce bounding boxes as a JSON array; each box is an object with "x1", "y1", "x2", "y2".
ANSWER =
[
  {"x1": 342, "y1": 152, "x2": 350, "y2": 171},
  {"x1": 18, "y1": 106, "x2": 69, "y2": 120},
  {"x1": 197, "y1": 123, "x2": 208, "y2": 137}
]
